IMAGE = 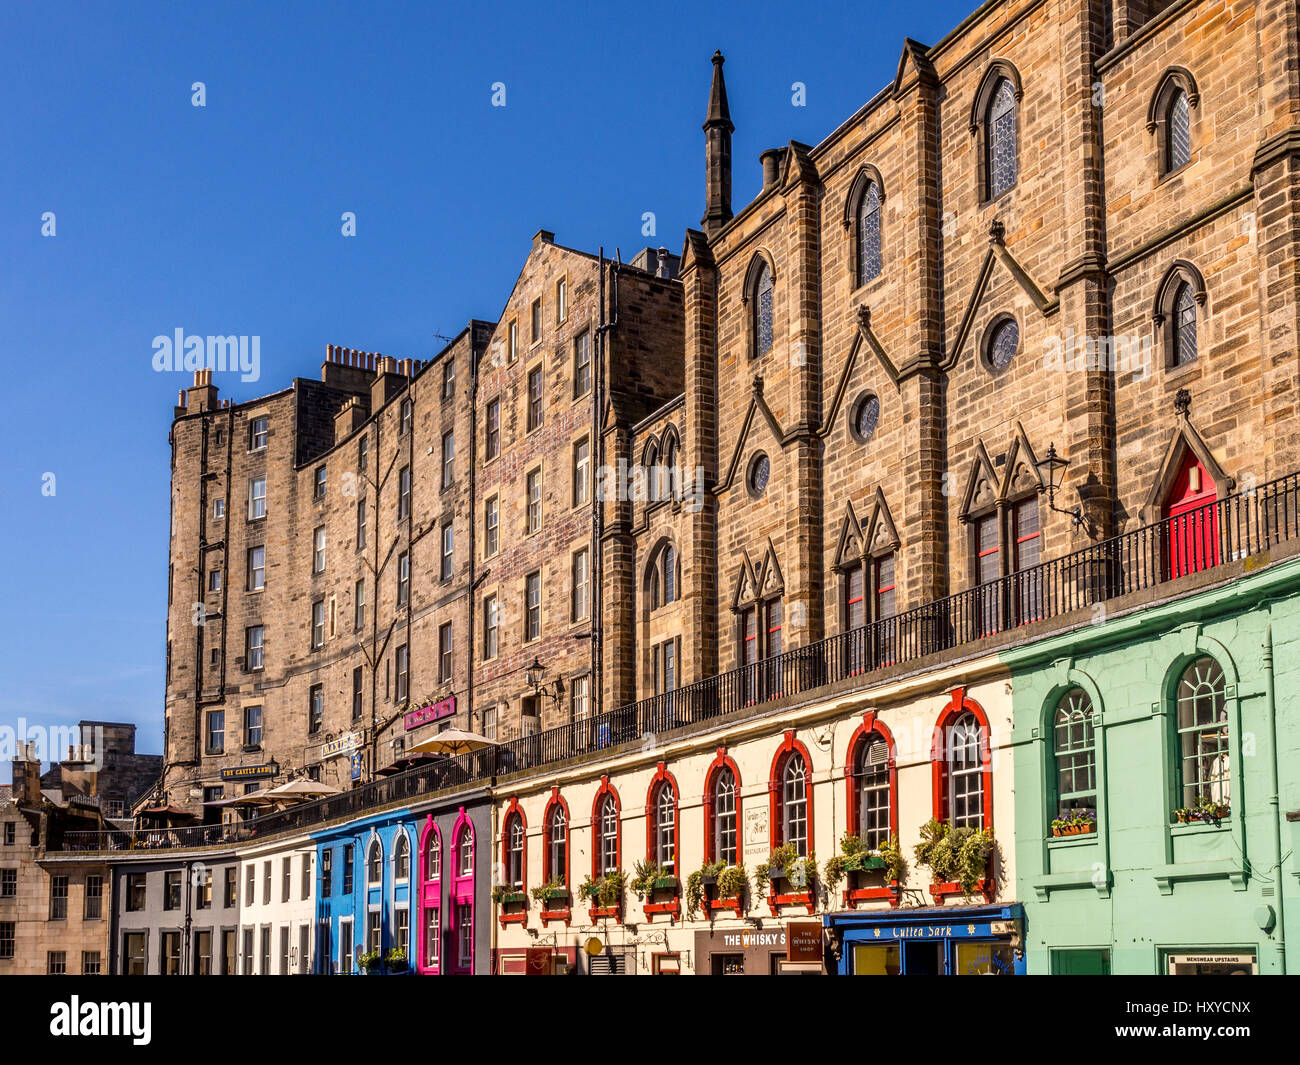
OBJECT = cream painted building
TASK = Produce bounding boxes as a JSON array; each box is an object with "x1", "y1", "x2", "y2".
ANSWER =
[
  {"x1": 490, "y1": 654, "x2": 1017, "y2": 975},
  {"x1": 236, "y1": 834, "x2": 317, "y2": 975}
]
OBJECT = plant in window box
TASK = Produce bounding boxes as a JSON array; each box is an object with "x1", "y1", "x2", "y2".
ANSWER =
[
  {"x1": 529, "y1": 876, "x2": 569, "y2": 905},
  {"x1": 1193, "y1": 797, "x2": 1229, "y2": 824},
  {"x1": 754, "y1": 843, "x2": 818, "y2": 902},
  {"x1": 685, "y1": 860, "x2": 726, "y2": 919},
  {"x1": 385, "y1": 947, "x2": 408, "y2": 973},
  {"x1": 581, "y1": 869, "x2": 626, "y2": 908},
  {"x1": 1171, "y1": 806, "x2": 1194, "y2": 824},
  {"x1": 913, "y1": 818, "x2": 995, "y2": 898},
  {"x1": 714, "y1": 864, "x2": 749, "y2": 903},
  {"x1": 358, "y1": 949, "x2": 383, "y2": 974},
  {"x1": 492, "y1": 883, "x2": 527, "y2": 906},
  {"x1": 1049, "y1": 810, "x2": 1097, "y2": 837},
  {"x1": 631, "y1": 859, "x2": 677, "y2": 898}
]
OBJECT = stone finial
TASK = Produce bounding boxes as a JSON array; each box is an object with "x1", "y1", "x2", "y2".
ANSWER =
[
  {"x1": 1174, "y1": 388, "x2": 1191, "y2": 417},
  {"x1": 752, "y1": 374, "x2": 764, "y2": 397},
  {"x1": 857, "y1": 305, "x2": 872, "y2": 331},
  {"x1": 989, "y1": 219, "x2": 1005, "y2": 245}
]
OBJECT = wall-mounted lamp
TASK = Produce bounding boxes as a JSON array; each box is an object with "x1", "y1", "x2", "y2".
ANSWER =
[{"x1": 1035, "y1": 442, "x2": 1088, "y2": 531}]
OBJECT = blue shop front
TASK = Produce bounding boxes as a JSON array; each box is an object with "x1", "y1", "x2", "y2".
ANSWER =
[{"x1": 824, "y1": 904, "x2": 1026, "y2": 976}]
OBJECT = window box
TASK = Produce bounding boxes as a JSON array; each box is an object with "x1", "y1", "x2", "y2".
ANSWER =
[
  {"x1": 841, "y1": 854, "x2": 886, "y2": 874},
  {"x1": 644, "y1": 899, "x2": 681, "y2": 921},
  {"x1": 1051, "y1": 823, "x2": 1096, "y2": 838},
  {"x1": 589, "y1": 904, "x2": 621, "y2": 921},
  {"x1": 706, "y1": 896, "x2": 742, "y2": 915},
  {"x1": 928, "y1": 878, "x2": 994, "y2": 903},
  {"x1": 498, "y1": 890, "x2": 527, "y2": 906},
  {"x1": 535, "y1": 885, "x2": 570, "y2": 903},
  {"x1": 768, "y1": 890, "x2": 816, "y2": 916},
  {"x1": 844, "y1": 880, "x2": 902, "y2": 909},
  {"x1": 652, "y1": 875, "x2": 679, "y2": 891},
  {"x1": 539, "y1": 906, "x2": 571, "y2": 925},
  {"x1": 499, "y1": 910, "x2": 528, "y2": 927}
]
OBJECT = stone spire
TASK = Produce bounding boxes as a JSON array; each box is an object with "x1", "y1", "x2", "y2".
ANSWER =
[{"x1": 701, "y1": 50, "x2": 734, "y2": 236}]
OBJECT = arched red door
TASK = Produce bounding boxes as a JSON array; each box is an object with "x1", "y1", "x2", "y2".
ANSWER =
[{"x1": 1163, "y1": 450, "x2": 1219, "y2": 578}]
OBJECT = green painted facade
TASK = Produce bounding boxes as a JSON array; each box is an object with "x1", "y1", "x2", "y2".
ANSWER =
[{"x1": 1004, "y1": 556, "x2": 1300, "y2": 975}]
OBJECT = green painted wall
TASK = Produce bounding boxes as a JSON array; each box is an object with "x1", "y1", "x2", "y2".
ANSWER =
[{"x1": 1004, "y1": 557, "x2": 1300, "y2": 975}]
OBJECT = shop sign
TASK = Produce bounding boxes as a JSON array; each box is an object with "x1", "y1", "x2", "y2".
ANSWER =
[
  {"x1": 787, "y1": 922, "x2": 823, "y2": 963},
  {"x1": 404, "y1": 696, "x2": 455, "y2": 731},
  {"x1": 716, "y1": 930, "x2": 785, "y2": 949},
  {"x1": 220, "y1": 763, "x2": 276, "y2": 781},
  {"x1": 744, "y1": 807, "x2": 769, "y2": 856},
  {"x1": 321, "y1": 732, "x2": 361, "y2": 759},
  {"x1": 350, "y1": 752, "x2": 363, "y2": 781}
]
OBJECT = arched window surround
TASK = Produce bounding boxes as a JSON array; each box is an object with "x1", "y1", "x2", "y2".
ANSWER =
[
  {"x1": 589, "y1": 776, "x2": 623, "y2": 880},
  {"x1": 703, "y1": 748, "x2": 743, "y2": 866},
  {"x1": 844, "y1": 712, "x2": 898, "y2": 844},
  {"x1": 502, "y1": 797, "x2": 527, "y2": 891},
  {"x1": 645, "y1": 536, "x2": 682, "y2": 613},
  {"x1": 1147, "y1": 67, "x2": 1200, "y2": 178},
  {"x1": 970, "y1": 61, "x2": 1023, "y2": 203},
  {"x1": 449, "y1": 806, "x2": 475, "y2": 975},
  {"x1": 644, "y1": 763, "x2": 681, "y2": 874},
  {"x1": 743, "y1": 250, "x2": 777, "y2": 360},
  {"x1": 542, "y1": 788, "x2": 571, "y2": 888},
  {"x1": 767, "y1": 730, "x2": 815, "y2": 856},
  {"x1": 416, "y1": 815, "x2": 443, "y2": 976},
  {"x1": 1152, "y1": 260, "x2": 1207, "y2": 370},
  {"x1": 366, "y1": 832, "x2": 383, "y2": 887},
  {"x1": 392, "y1": 827, "x2": 411, "y2": 883},
  {"x1": 929, "y1": 688, "x2": 993, "y2": 829},
  {"x1": 1038, "y1": 672, "x2": 1108, "y2": 845}
]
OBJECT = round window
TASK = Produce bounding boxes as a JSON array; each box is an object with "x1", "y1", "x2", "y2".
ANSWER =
[
  {"x1": 986, "y1": 317, "x2": 1019, "y2": 371},
  {"x1": 851, "y1": 394, "x2": 880, "y2": 443},
  {"x1": 748, "y1": 453, "x2": 770, "y2": 498}
]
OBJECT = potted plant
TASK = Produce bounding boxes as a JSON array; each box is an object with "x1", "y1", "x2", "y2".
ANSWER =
[
  {"x1": 715, "y1": 864, "x2": 749, "y2": 902},
  {"x1": 631, "y1": 859, "x2": 677, "y2": 897},
  {"x1": 1172, "y1": 806, "x2": 1194, "y2": 824},
  {"x1": 358, "y1": 949, "x2": 383, "y2": 974},
  {"x1": 385, "y1": 947, "x2": 408, "y2": 973},
  {"x1": 492, "y1": 883, "x2": 527, "y2": 906},
  {"x1": 755, "y1": 843, "x2": 818, "y2": 902}
]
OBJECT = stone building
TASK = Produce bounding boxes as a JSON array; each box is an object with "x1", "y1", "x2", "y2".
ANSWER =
[
  {"x1": 0, "y1": 729, "x2": 159, "y2": 976},
  {"x1": 160, "y1": 236, "x2": 682, "y2": 813}
]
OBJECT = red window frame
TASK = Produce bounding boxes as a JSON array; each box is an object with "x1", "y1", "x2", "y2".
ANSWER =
[
  {"x1": 644, "y1": 763, "x2": 680, "y2": 874},
  {"x1": 844, "y1": 712, "x2": 898, "y2": 843},
  {"x1": 589, "y1": 777, "x2": 622, "y2": 880},
  {"x1": 703, "y1": 749, "x2": 742, "y2": 866},
  {"x1": 767, "y1": 731, "x2": 815, "y2": 853}
]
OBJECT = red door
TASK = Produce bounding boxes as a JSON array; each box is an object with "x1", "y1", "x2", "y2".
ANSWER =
[{"x1": 1163, "y1": 451, "x2": 1219, "y2": 578}]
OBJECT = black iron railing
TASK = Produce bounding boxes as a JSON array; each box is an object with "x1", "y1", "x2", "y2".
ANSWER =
[{"x1": 59, "y1": 472, "x2": 1300, "y2": 854}]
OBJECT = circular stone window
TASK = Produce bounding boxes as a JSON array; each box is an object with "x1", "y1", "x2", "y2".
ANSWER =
[
  {"x1": 850, "y1": 393, "x2": 880, "y2": 444},
  {"x1": 985, "y1": 316, "x2": 1020, "y2": 372},
  {"x1": 747, "y1": 453, "x2": 771, "y2": 498}
]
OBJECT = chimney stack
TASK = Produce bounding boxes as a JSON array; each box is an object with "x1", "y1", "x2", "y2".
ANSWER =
[
  {"x1": 701, "y1": 50, "x2": 734, "y2": 236},
  {"x1": 12, "y1": 741, "x2": 42, "y2": 806},
  {"x1": 185, "y1": 369, "x2": 219, "y2": 413},
  {"x1": 760, "y1": 148, "x2": 787, "y2": 191}
]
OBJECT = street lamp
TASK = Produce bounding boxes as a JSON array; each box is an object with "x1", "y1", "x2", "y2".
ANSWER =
[{"x1": 1035, "y1": 442, "x2": 1088, "y2": 531}]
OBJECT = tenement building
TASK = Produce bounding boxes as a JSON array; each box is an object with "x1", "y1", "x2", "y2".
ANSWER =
[{"x1": 115, "y1": 0, "x2": 1300, "y2": 976}]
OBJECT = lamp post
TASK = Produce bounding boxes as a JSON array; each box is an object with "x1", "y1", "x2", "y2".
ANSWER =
[
  {"x1": 1035, "y1": 442, "x2": 1088, "y2": 531},
  {"x1": 525, "y1": 657, "x2": 563, "y2": 706}
]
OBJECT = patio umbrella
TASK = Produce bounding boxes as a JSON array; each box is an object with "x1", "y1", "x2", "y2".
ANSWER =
[
  {"x1": 406, "y1": 729, "x2": 497, "y2": 757},
  {"x1": 261, "y1": 778, "x2": 341, "y2": 801}
]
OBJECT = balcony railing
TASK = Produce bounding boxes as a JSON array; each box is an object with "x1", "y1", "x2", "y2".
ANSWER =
[{"x1": 59, "y1": 471, "x2": 1300, "y2": 854}]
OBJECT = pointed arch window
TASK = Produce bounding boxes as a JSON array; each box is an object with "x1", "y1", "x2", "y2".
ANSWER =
[
  {"x1": 648, "y1": 541, "x2": 679, "y2": 610},
  {"x1": 751, "y1": 258, "x2": 774, "y2": 359},
  {"x1": 987, "y1": 78, "x2": 1018, "y2": 199},
  {"x1": 1173, "y1": 282, "x2": 1197, "y2": 366},
  {"x1": 1174, "y1": 657, "x2": 1229, "y2": 813},
  {"x1": 1167, "y1": 90, "x2": 1191, "y2": 172},
  {"x1": 1052, "y1": 689, "x2": 1096, "y2": 820},
  {"x1": 856, "y1": 182, "x2": 882, "y2": 286},
  {"x1": 1150, "y1": 69, "x2": 1198, "y2": 177}
]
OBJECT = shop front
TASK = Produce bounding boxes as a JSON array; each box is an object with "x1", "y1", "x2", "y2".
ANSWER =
[
  {"x1": 693, "y1": 920, "x2": 826, "y2": 975},
  {"x1": 824, "y1": 904, "x2": 1026, "y2": 976}
]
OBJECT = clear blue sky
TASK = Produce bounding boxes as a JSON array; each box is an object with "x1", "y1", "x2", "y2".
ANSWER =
[{"x1": 0, "y1": 0, "x2": 975, "y2": 763}]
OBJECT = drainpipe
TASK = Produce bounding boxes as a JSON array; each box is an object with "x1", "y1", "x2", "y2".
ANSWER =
[
  {"x1": 1264, "y1": 622, "x2": 1286, "y2": 973},
  {"x1": 594, "y1": 250, "x2": 621, "y2": 717},
  {"x1": 468, "y1": 342, "x2": 478, "y2": 735}
]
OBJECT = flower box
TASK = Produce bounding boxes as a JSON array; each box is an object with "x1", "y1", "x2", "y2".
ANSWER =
[
  {"x1": 844, "y1": 880, "x2": 902, "y2": 910},
  {"x1": 707, "y1": 896, "x2": 742, "y2": 915},
  {"x1": 498, "y1": 910, "x2": 528, "y2": 927},
  {"x1": 540, "y1": 906, "x2": 571, "y2": 925},
  {"x1": 644, "y1": 899, "x2": 681, "y2": 921},
  {"x1": 651, "y1": 875, "x2": 680, "y2": 891},
  {"x1": 499, "y1": 891, "x2": 527, "y2": 905},
  {"x1": 581, "y1": 882, "x2": 603, "y2": 899},
  {"x1": 768, "y1": 890, "x2": 816, "y2": 916},
  {"x1": 590, "y1": 905, "x2": 622, "y2": 921},
  {"x1": 1051, "y1": 823, "x2": 1096, "y2": 838},
  {"x1": 842, "y1": 854, "x2": 886, "y2": 873},
  {"x1": 536, "y1": 886, "x2": 570, "y2": 903},
  {"x1": 928, "y1": 878, "x2": 993, "y2": 903}
]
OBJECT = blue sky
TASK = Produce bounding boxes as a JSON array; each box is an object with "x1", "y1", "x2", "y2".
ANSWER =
[{"x1": 0, "y1": 0, "x2": 975, "y2": 763}]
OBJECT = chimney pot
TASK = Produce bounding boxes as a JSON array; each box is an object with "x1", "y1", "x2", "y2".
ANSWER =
[{"x1": 760, "y1": 148, "x2": 785, "y2": 190}]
